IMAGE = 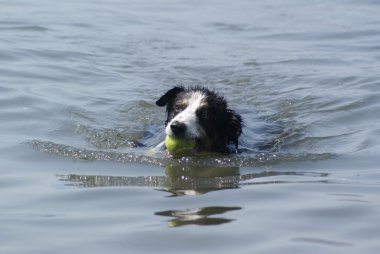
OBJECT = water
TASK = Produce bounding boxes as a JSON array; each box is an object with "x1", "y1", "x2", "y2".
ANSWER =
[{"x1": 1, "y1": 0, "x2": 380, "y2": 253}]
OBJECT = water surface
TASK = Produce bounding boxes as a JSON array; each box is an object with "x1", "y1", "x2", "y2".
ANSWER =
[{"x1": 1, "y1": 0, "x2": 380, "y2": 253}]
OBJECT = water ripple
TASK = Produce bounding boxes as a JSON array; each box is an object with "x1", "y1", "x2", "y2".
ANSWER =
[
  {"x1": 30, "y1": 140, "x2": 163, "y2": 166},
  {"x1": 29, "y1": 140, "x2": 336, "y2": 168},
  {"x1": 0, "y1": 25, "x2": 48, "y2": 32}
]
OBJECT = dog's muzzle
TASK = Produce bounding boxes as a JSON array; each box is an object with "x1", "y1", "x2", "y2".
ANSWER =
[{"x1": 169, "y1": 121, "x2": 187, "y2": 137}]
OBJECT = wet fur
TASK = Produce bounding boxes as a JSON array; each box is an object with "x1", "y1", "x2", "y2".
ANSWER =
[{"x1": 156, "y1": 86, "x2": 243, "y2": 153}]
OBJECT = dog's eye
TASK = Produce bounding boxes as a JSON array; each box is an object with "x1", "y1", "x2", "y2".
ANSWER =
[
  {"x1": 197, "y1": 107, "x2": 208, "y2": 119},
  {"x1": 174, "y1": 104, "x2": 186, "y2": 111}
]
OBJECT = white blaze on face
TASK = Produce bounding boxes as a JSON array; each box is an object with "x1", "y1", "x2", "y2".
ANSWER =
[{"x1": 166, "y1": 91, "x2": 206, "y2": 138}]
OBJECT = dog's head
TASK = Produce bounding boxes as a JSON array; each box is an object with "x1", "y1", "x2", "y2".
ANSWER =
[{"x1": 156, "y1": 86, "x2": 242, "y2": 152}]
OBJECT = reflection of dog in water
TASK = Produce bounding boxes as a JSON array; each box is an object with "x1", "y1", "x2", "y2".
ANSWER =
[
  {"x1": 155, "y1": 206, "x2": 241, "y2": 227},
  {"x1": 58, "y1": 162, "x2": 240, "y2": 196},
  {"x1": 156, "y1": 86, "x2": 243, "y2": 154},
  {"x1": 57, "y1": 170, "x2": 328, "y2": 196}
]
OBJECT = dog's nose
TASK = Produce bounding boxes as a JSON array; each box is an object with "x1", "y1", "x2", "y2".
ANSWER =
[{"x1": 170, "y1": 121, "x2": 187, "y2": 136}]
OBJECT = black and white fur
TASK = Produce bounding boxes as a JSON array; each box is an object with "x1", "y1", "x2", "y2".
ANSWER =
[{"x1": 156, "y1": 86, "x2": 243, "y2": 154}]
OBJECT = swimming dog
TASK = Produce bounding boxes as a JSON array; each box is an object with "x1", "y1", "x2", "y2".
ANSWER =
[{"x1": 156, "y1": 86, "x2": 243, "y2": 154}]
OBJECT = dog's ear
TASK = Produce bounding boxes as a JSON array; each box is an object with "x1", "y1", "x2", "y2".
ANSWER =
[
  {"x1": 156, "y1": 86, "x2": 184, "y2": 107},
  {"x1": 227, "y1": 109, "x2": 243, "y2": 150}
]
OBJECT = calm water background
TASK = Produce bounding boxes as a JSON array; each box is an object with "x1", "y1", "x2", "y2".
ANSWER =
[{"x1": 1, "y1": 0, "x2": 380, "y2": 253}]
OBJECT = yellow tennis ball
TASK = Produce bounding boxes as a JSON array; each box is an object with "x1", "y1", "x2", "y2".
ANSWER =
[{"x1": 165, "y1": 135, "x2": 196, "y2": 156}]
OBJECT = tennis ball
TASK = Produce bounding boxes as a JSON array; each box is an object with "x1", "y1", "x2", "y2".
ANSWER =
[{"x1": 165, "y1": 135, "x2": 196, "y2": 156}]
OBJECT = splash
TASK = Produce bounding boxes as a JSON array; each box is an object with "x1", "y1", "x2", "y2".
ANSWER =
[
  {"x1": 29, "y1": 139, "x2": 336, "y2": 168},
  {"x1": 29, "y1": 140, "x2": 163, "y2": 166}
]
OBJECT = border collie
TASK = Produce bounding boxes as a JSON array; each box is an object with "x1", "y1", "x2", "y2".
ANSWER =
[{"x1": 156, "y1": 86, "x2": 243, "y2": 154}]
